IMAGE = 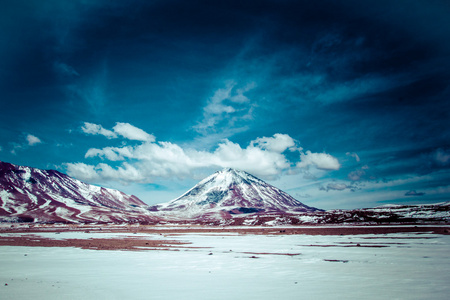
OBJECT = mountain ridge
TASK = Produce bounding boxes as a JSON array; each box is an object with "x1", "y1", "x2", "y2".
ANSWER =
[
  {"x1": 1, "y1": 161, "x2": 449, "y2": 225},
  {"x1": 0, "y1": 161, "x2": 156, "y2": 223}
]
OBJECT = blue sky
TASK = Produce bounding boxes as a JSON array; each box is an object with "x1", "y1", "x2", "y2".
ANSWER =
[{"x1": 1, "y1": 0, "x2": 450, "y2": 209}]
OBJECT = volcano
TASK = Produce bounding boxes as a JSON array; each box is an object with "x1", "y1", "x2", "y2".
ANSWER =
[{"x1": 154, "y1": 168, "x2": 321, "y2": 219}]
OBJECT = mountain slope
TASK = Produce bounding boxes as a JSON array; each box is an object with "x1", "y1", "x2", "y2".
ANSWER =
[
  {"x1": 154, "y1": 168, "x2": 320, "y2": 219},
  {"x1": 0, "y1": 161, "x2": 156, "y2": 223}
]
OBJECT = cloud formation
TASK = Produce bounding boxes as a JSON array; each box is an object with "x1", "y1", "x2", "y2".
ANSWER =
[
  {"x1": 112, "y1": 122, "x2": 155, "y2": 142},
  {"x1": 67, "y1": 123, "x2": 340, "y2": 184},
  {"x1": 194, "y1": 81, "x2": 256, "y2": 137},
  {"x1": 297, "y1": 151, "x2": 341, "y2": 170},
  {"x1": 26, "y1": 134, "x2": 42, "y2": 146},
  {"x1": 9, "y1": 134, "x2": 42, "y2": 155},
  {"x1": 346, "y1": 152, "x2": 360, "y2": 162},
  {"x1": 81, "y1": 122, "x2": 155, "y2": 142},
  {"x1": 82, "y1": 122, "x2": 116, "y2": 139},
  {"x1": 251, "y1": 133, "x2": 299, "y2": 153},
  {"x1": 320, "y1": 182, "x2": 359, "y2": 192},
  {"x1": 347, "y1": 165, "x2": 369, "y2": 181}
]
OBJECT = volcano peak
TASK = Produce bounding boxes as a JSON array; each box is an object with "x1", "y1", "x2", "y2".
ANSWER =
[{"x1": 156, "y1": 168, "x2": 320, "y2": 218}]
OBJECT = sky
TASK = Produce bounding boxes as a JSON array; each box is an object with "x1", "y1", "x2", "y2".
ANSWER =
[{"x1": 1, "y1": 0, "x2": 450, "y2": 209}]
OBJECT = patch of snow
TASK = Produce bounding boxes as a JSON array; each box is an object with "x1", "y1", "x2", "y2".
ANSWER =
[
  {"x1": 25, "y1": 190, "x2": 38, "y2": 205},
  {"x1": 20, "y1": 167, "x2": 31, "y2": 181},
  {"x1": 0, "y1": 190, "x2": 12, "y2": 212},
  {"x1": 297, "y1": 215, "x2": 320, "y2": 223},
  {"x1": 1, "y1": 231, "x2": 450, "y2": 299}
]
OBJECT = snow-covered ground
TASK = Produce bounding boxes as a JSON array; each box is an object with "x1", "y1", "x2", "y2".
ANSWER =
[{"x1": 1, "y1": 230, "x2": 450, "y2": 300}]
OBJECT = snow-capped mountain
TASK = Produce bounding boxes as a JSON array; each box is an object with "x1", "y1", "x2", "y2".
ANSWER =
[
  {"x1": 153, "y1": 168, "x2": 320, "y2": 219},
  {"x1": 0, "y1": 161, "x2": 156, "y2": 223},
  {"x1": 2, "y1": 161, "x2": 447, "y2": 225}
]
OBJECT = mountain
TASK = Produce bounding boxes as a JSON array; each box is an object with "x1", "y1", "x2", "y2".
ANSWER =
[
  {"x1": 236, "y1": 202, "x2": 450, "y2": 226},
  {"x1": 153, "y1": 168, "x2": 321, "y2": 219},
  {"x1": 2, "y1": 161, "x2": 447, "y2": 225},
  {"x1": 0, "y1": 161, "x2": 156, "y2": 223}
]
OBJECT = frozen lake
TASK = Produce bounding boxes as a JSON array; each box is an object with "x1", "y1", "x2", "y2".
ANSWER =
[{"x1": 1, "y1": 230, "x2": 450, "y2": 299}]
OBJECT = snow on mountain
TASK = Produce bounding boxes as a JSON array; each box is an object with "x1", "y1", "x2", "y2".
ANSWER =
[
  {"x1": 365, "y1": 202, "x2": 450, "y2": 221},
  {"x1": 153, "y1": 168, "x2": 321, "y2": 219},
  {"x1": 1, "y1": 161, "x2": 448, "y2": 225},
  {"x1": 0, "y1": 161, "x2": 157, "y2": 223}
]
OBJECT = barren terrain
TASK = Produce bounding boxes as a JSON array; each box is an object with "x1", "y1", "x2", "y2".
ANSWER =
[{"x1": 2, "y1": 224, "x2": 450, "y2": 300}]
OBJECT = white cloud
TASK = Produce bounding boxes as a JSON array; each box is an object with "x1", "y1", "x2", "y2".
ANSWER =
[
  {"x1": 65, "y1": 162, "x2": 146, "y2": 183},
  {"x1": 97, "y1": 162, "x2": 145, "y2": 182},
  {"x1": 10, "y1": 133, "x2": 44, "y2": 155},
  {"x1": 81, "y1": 122, "x2": 155, "y2": 142},
  {"x1": 251, "y1": 133, "x2": 300, "y2": 153},
  {"x1": 297, "y1": 150, "x2": 340, "y2": 170},
  {"x1": 26, "y1": 134, "x2": 42, "y2": 146},
  {"x1": 207, "y1": 139, "x2": 292, "y2": 177},
  {"x1": 319, "y1": 181, "x2": 360, "y2": 192},
  {"x1": 82, "y1": 122, "x2": 117, "y2": 139},
  {"x1": 112, "y1": 122, "x2": 155, "y2": 142},
  {"x1": 346, "y1": 152, "x2": 360, "y2": 162},
  {"x1": 65, "y1": 162, "x2": 100, "y2": 182},
  {"x1": 202, "y1": 82, "x2": 236, "y2": 118},
  {"x1": 204, "y1": 84, "x2": 236, "y2": 115},
  {"x1": 194, "y1": 81, "x2": 256, "y2": 136},
  {"x1": 85, "y1": 147, "x2": 133, "y2": 161},
  {"x1": 69, "y1": 120, "x2": 341, "y2": 185},
  {"x1": 324, "y1": 182, "x2": 349, "y2": 191},
  {"x1": 75, "y1": 135, "x2": 294, "y2": 182}
]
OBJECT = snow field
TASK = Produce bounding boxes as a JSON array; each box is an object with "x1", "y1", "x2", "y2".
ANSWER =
[{"x1": 1, "y1": 231, "x2": 449, "y2": 300}]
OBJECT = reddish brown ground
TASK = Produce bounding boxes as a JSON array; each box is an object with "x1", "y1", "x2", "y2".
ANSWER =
[
  {"x1": 0, "y1": 224, "x2": 449, "y2": 251},
  {"x1": 0, "y1": 235, "x2": 189, "y2": 251}
]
